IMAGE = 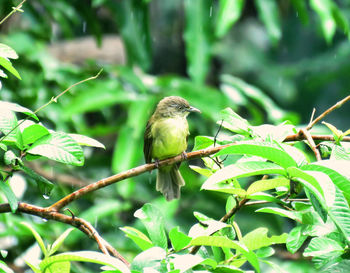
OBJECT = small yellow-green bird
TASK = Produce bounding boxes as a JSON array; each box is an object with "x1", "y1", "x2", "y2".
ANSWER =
[{"x1": 144, "y1": 96, "x2": 200, "y2": 201}]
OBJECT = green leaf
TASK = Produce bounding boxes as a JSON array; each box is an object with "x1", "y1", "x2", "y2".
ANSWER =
[
  {"x1": 169, "y1": 227, "x2": 192, "y2": 252},
  {"x1": 219, "y1": 107, "x2": 250, "y2": 135},
  {"x1": 254, "y1": 0, "x2": 281, "y2": 44},
  {"x1": 0, "y1": 101, "x2": 38, "y2": 121},
  {"x1": 22, "y1": 124, "x2": 50, "y2": 146},
  {"x1": 242, "y1": 227, "x2": 287, "y2": 250},
  {"x1": 0, "y1": 43, "x2": 18, "y2": 59},
  {"x1": 220, "y1": 75, "x2": 287, "y2": 123},
  {"x1": 322, "y1": 121, "x2": 341, "y2": 140},
  {"x1": 286, "y1": 225, "x2": 308, "y2": 254},
  {"x1": 304, "y1": 237, "x2": 343, "y2": 268},
  {"x1": 131, "y1": 247, "x2": 166, "y2": 271},
  {"x1": 68, "y1": 134, "x2": 105, "y2": 149},
  {"x1": 0, "y1": 181, "x2": 18, "y2": 213},
  {"x1": 189, "y1": 165, "x2": 213, "y2": 178},
  {"x1": 112, "y1": 98, "x2": 155, "y2": 173},
  {"x1": 20, "y1": 222, "x2": 47, "y2": 257},
  {"x1": 191, "y1": 236, "x2": 260, "y2": 273},
  {"x1": 310, "y1": 0, "x2": 336, "y2": 44},
  {"x1": 112, "y1": 0, "x2": 151, "y2": 70},
  {"x1": 134, "y1": 204, "x2": 167, "y2": 250},
  {"x1": 19, "y1": 164, "x2": 54, "y2": 196},
  {"x1": 291, "y1": 0, "x2": 309, "y2": 24},
  {"x1": 247, "y1": 177, "x2": 290, "y2": 195},
  {"x1": 331, "y1": 5, "x2": 350, "y2": 36},
  {"x1": 64, "y1": 81, "x2": 133, "y2": 115},
  {"x1": 45, "y1": 261, "x2": 70, "y2": 273},
  {"x1": 301, "y1": 161, "x2": 350, "y2": 202},
  {"x1": 202, "y1": 161, "x2": 286, "y2": 194},
  {"x1": 216, "y1": 141, "x2": 297, "y2": 168},
  {"x1": 0, "y1": 109, "x2": 23, "y2": 148},
  {"x1": 251, "y1": 123, "x2": 296, "y2": 142},
  {"x1": 184, "y1": 0, "x2": 212, "y2": 84},
  {"x1": 0, "y1": 261, "x2": 14, "y2": 273},
  {"x1": 256, "y1": 247, "x2": 275, "y2": 258},
  {"x1": 120, "y1": 226, "x2": 153, "y2": 251},
  {"x1": 287, "y1": 167, "x2": 334, "y2": 209},
  {"x1": 0, "y1": 142, "x2": 7, "y2": 151},
  {"x1": 171, "y1": 254, "x2": 204, "y2": 272},
  {"x1": 331, "y1": 145, "x2": 350, "y2": 160},
  {"x1": 27, "y1": 131, "x2": 84, "y2": 166},
  {"x1": 189, "y1": 220, "x2": 228, "y2": 239},
  {"x1": 193, "y1": 136, "x2": 214, "y2": 151},
  {"x1": 4, "y1": 150, "x2": 18, "y2": 165},
  {"x1": 328, "y1": 187, "x2": 350, "y2": 244},
  {"x1": 256, "y1": 207, "x2": 302, "y2": 222},
  {"x1": 0, "y1": 101, "x2": 39, "y2": 121},
  {"x1": 0, "y1": 57, "x2": 21, "y2": 79},
  {"x1": 40, "y1": 251, "x2": 130, "y2": 273},
  {"x1": 215, "y1": 0, "x2": 245, "y2": 38},
  {"x1": 48, "y1": 228, "x2": 74, "y2": 256}
]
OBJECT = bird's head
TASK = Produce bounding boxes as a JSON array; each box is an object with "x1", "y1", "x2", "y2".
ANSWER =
[{"x1": 155, "y1": 96, "x2": 201, "y2": 118}]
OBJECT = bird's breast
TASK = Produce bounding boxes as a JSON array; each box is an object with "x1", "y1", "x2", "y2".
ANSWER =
[{"x1": 151, "y1": 117, "x2": 189, "y2": 160}]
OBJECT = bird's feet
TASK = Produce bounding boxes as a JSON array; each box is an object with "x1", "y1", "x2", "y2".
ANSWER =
[
  {"x1": 181, "y1": 152, "x2": 188, "y2": 161},
  {"x1": 154, "y1": 158, "x2": 160, "y2": 168}
]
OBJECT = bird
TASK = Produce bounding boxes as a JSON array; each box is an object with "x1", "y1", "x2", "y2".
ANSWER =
[{"x1": 143, "y1": 96, "x2": 200, "y2": 201}]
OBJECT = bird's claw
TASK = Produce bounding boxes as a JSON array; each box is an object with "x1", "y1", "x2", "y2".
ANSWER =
[
  {"x1": 154, "y1": 158, "x2": 160, "y2": 168},
  {"x1": 181, "y1": 152, "x2": 188, "y2": 160}
]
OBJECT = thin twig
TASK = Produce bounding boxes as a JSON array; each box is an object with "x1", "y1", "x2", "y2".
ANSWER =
[
  {"x1": 306, "y1": 95, "x2": 350, "y2": 130},
  {"x1": 0, "y1": 0, "x2": 26, "y2": 25},
  {"x1": 33, "y1": 69, "x2": 103, "y2": 115},
  {"x1": 0, "y1": 69, "x2": 103, "y2": 143},
  {"x1": 299, "y1": 129, "x2": 322, "y2": 161},
  {"x1": 308, "y1": 108, "x2": 316, "y2": 128}
]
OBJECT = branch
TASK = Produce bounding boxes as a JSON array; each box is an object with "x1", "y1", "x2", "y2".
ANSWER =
[
  {"x1": 298, "y1": 129, "x2": 321, "y2": 161},
  {"x1": 306, "y1": 95, "x2": 350, "y2": 130},
  {"x1": 284, "y1": 134, "x2": 350, "y2": 142},
  {"x1": 48, "y1": 143, "x2": 232, "y2": 211},
  {"x1": 0, "y1": 202, "x2": 130, "y2": 266},
  {"x1": 48, "y1": 132, "x2": 350, "y2": 212}
]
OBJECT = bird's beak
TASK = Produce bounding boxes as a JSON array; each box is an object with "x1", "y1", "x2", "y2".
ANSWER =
[{"x1": 188, "y1": 106, "x2": 201, "y2": 113}]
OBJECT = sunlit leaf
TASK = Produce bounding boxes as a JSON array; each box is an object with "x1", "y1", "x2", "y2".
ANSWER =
[
  {"x1": 215, "y1": 0, "x2": 245, "y2": 38},
  {"x1": 134, "y1": 204, "x2": 167, "y2": 250},
  {"x1": 286, "y1": 225, "x2": 308, "y2": 254},
  {"x1": 68, "y1": 133, "x2": 105, "y2": 149},
  {"x1": 216, "y1": 141, "x2": 297, "y2": 168},
  {"x1": 120, "y1": 226, "x2": 153, "y2": 251},
  {"x1": 184, "y1": 0, "x2": 212, "y2": 84},
  {"x1": 0, "y1": 57, "x2": 21, "y2": 80},
  {"x1": 27, "y1": 131, "x2": 84, "y2": 166},
  {"x1": 256, "y1": 207, "x2": 302, "y2": 222},
  {"x1": 310, "y1": 0, "x2": 336, "y2": 44},
  {"x1": 242, "y1": 227, "x2": 287, "y2": 250},
  {"x1": 254, "y1": 0, "x2": 281, "y2": 44},
  {"x1": 0, "y1": 43, "x2": 18, "y2": 59},
  {"x1": 191, "y1": 236, "x2": 260, "y2": 273},
  {"x1": 0, "y1": 181, "x2": 18, "y2": 213},
  {"x1": 40, "y1": 251, "x2": 130, "y2": 273}
]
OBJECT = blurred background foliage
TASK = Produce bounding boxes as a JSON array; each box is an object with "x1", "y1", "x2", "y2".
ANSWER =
[{"x1": 0, "y1": 0, "x2": 350, "y2": 271}]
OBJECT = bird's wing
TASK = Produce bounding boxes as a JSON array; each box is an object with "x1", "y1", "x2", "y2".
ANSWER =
[{"x1": 143, "y1": 120, "x2": 153, "y2": 163}]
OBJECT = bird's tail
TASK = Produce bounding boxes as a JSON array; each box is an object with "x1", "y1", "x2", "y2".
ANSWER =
[{"x1": 156, "y1": 165, "x2": 185, "y2": 201}]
